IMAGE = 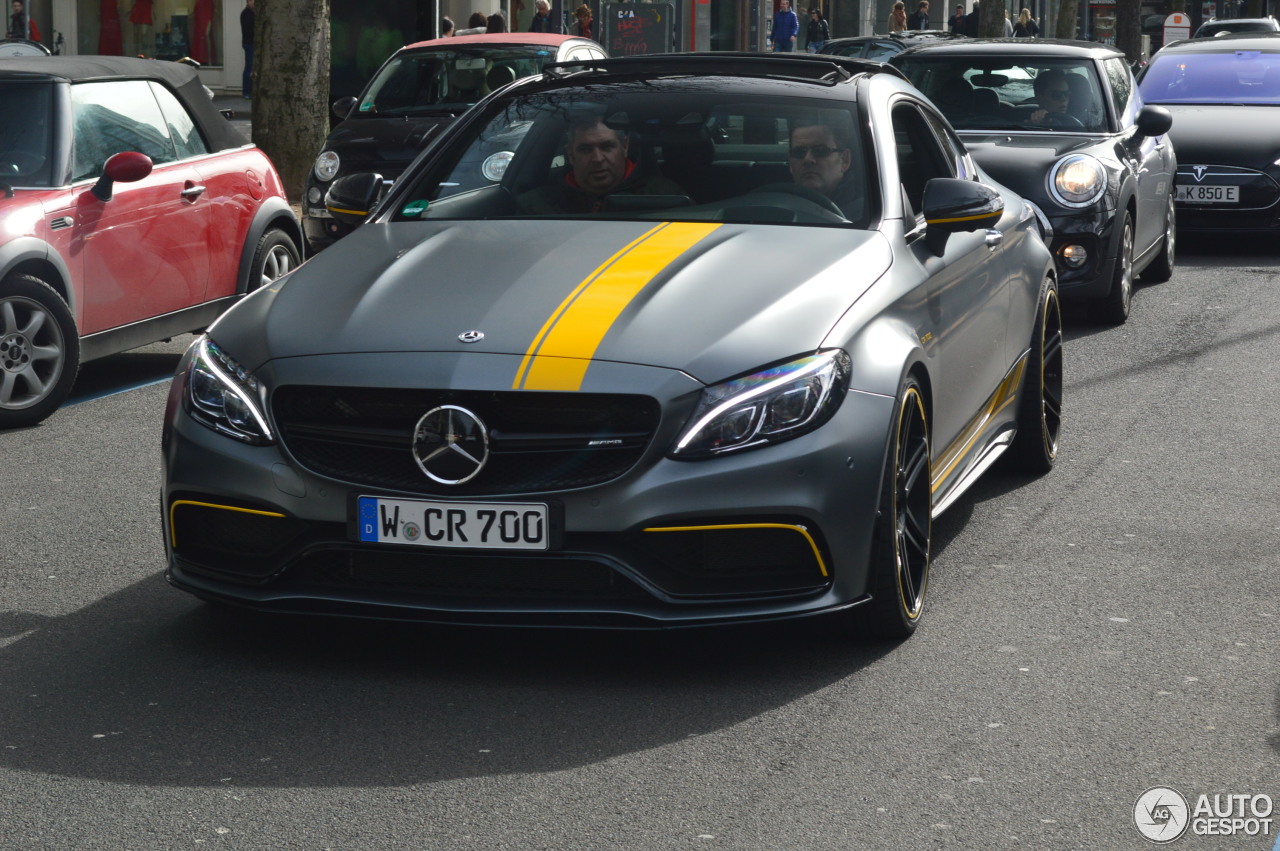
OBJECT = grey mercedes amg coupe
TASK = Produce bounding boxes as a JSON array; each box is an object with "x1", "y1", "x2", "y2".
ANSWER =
[{"x1": 161, "y1": 53, "x2": 1061, "y2": 640}]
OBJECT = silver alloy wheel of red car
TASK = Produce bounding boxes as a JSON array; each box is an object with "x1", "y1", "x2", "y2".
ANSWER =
[
  {"x1": 0, "y1": 275, "x2": 80, "y2": 428},
  {"x1": 252, "y1": 229, "x2": 302, "y2": 291}
]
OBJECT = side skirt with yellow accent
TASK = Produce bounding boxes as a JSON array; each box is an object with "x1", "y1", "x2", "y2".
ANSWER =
[{"x1": 929, "y1": 351, "x2": 1028, "y2": 517}]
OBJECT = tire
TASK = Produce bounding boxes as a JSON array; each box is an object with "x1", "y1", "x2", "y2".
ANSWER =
[
  {"x1": 1141, "y1": 195, "x2": 1175, "y2": 284},
  {"x1": 1088, "y1": 211, "x2": 1133, "y2": 325},
  {"x1": 1006, "y1": 278, "x2": 1063, "y2": 475},
  {"x1": 861, "y1": 376, "x2": 932, "y2": 640},
  {"x1": 248, "y1": 228, "x2": 301, "y2": 293},
  {"x1": 0, "y1": 274, "x2": 80, "y2": 429}
]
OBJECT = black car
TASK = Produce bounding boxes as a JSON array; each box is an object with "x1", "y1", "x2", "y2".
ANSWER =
[
  {"x1": 893, "y1": 40, "x2": 1176, "y2": 324},
  {"x1": 1138, "y1": 32, "x2": 1280, "y2": 233},
  {"x1": 303, "y1": 32, "x2": 607, "y2": 254},
  {"x1": 820, "y1": 30, "x2": 964, "y2": 61}
]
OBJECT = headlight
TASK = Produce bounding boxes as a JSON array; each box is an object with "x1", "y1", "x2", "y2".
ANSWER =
[
  {"x1": 313, "y1": 150, "x2": 340, "y2": 182},
  {"x1": 183, "y1": 336, "x2": 274, "y2": 445},
  {"x1": 1048, "y1": 154, "x2": 1106, "y2": 208},
  {"x1": 670, "y1": 350, "x2": 851, "y2": 459}
]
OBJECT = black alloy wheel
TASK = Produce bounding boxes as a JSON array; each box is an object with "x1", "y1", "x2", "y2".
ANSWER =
[
  {"x1": 862, "y1": 376, "x2": 932, "y2": 640},
  {"x1": 1007, "y1": 279, "x2": 1063, "y2": 474}
]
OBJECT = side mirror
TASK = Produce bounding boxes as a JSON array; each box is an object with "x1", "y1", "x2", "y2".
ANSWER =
[
  {"x1": 921, "y1": 177, "x2": 1004, "y2": 256},
  {"x1": 332, "y1": 96, "x2": 358, "y2": 121},
  {"x1": 1135, "y1": 104, "x2": 1173, "y2": 138},
  {"x1": 91, "y1": 151, "x2": 153, "y2": 201},
  {"x1": 325, "y1": 172, "x2": 385, "y2": 226}
]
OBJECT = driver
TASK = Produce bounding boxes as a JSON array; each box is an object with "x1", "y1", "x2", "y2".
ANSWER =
[
  {"x1": 1028, "y1": 69, "x2": 1071, "y2": 125},
  {"x1": 517, "y1": 117, "x2": 687, "y2": 214},
  {"x1": 787, "y1": 120, "x2": 861, "y2": 218}
]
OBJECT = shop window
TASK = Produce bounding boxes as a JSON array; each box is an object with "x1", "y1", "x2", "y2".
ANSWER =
[{"x1": 77, "y1": 0, "x2": 224, "y2": 65}]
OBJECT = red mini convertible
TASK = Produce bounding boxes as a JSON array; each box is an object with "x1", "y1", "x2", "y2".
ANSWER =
[{"x1": 0, "y1": 56, "x2": 302, "y2": 428}]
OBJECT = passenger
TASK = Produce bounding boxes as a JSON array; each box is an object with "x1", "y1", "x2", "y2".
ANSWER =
[
  {"x1": 517, "y1": 118, "x2": 687, "y2": 214},
  {"x1": 1027, "y1": 69, "x2": 1071, "y2": 125},
  {"x1": 787, "y1": 120, "x2": 861, "y2": 218}
]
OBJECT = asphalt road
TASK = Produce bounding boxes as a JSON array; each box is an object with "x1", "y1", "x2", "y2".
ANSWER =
[{"x1": 1, "y1": 235, "x2": 1277, "y2": 850}]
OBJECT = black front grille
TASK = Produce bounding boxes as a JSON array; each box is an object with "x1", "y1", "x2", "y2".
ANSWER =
[{"x1": 273, "y1": 386, "x2": 661, "y2": 496}]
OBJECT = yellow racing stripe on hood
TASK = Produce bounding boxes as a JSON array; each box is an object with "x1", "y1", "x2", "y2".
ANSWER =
[{"x1": 514, "y1": 221, "x2": 722, "y2": 391}]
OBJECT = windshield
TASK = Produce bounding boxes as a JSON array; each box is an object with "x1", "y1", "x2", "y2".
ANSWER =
[
  {"x1": 1140, "y1": 50, "x2": 1280, "y2": 103},
  {"x1": 356, "y1": 46, "x2": 560, "y2": 116},
  {"x1": 895, "y1": 57, "x2": 1110, "y2": 132},
  {"x1": 389, "y1": 82, "x2": 875, "y2": 229},
  {"x1": 0, "y1": 81, "x2": 54, "y2": 187}
]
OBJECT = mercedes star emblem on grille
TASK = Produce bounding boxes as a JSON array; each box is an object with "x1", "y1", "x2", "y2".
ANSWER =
[
  {"x1": 458, "y1": 330, "x2": 484, "y2": 343},
  {"x1": 412, "y1": 405, "x2": 490, "y2": 484}
]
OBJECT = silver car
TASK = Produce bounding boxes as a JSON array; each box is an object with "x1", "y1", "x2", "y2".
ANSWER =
[{"x1": 162, "y1": 53, "x2": 1060, "y2": 640}]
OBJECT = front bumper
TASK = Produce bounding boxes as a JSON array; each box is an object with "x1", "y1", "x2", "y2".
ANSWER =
[
  {"x1": 1045, "y1": 208, "x2": 1117, "y2": 299},
  {"x1": 161, "y1": 355, "x2": 896, "y2": 628}
]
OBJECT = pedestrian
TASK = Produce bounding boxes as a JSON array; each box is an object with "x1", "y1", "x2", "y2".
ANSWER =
[
  {"x1": 571, "y1": 4, "x2": 592, "y2": 38},
  {"x1": 906, "y1": 0, "x2": 929, "y2": 30},
  {"x1": 240, "y1": 0, "x2": 254, "y2": 100},
  {"x1": 1013, "y1": 8, "x2": 1039, "y2": 36},
  {"x1": 486, "y1": 12, "x2": 507, "y2": 33},
  {"x1": 947, "y1": 3, "x2": 965, "y2": 32},
  {"x1": 529, "y1": 0, "x2": 562, "y2": 33},
  {"x1": 1003, "y1": 8, "x2": 1013, "y2": 35},
  {"x1": 456, "y1": 12, "x2": 488, "y2": 35},
  {"x1": 7, "y1": 0, "x2": 39, "y2": 40},
  {"x1": 805, "y1": 7, "x2": 829, "y2": 52},
  {"x1": 964, "y1": 1, "x2": 979, "y2": 36},
  {"x1": 769, "y1": 0, "x2": 799, "y2": 52},
  {"x1": 441, "y1": 15, "x2": 455, "y2": 36},
  {"x1": 888, "y1": 0, "x2": 908, "y2": 32}
]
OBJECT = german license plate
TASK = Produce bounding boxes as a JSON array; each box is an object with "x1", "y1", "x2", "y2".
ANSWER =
[
  {"x1": 1176, "y1": 184, "x2": 1239, "y2": 204},
  {"x1": 357, "y1": 496, "x2": 549, "y2": 550}
]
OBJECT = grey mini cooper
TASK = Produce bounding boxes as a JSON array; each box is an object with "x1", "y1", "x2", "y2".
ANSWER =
[{"x1": 162, "y1": 53, "x2": 1060, "y2": 640}]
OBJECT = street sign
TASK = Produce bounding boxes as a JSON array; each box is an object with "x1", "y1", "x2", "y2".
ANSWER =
[{"x1": 1164, "y1": 11, "x2": 1192, "y2": 42}]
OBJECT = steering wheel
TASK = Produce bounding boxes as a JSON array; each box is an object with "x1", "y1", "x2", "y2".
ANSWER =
[
  {"x1": 1042, "y1": 112, "x2": 1085, "y2": 129},
  {"x1": 748, "y1": 182, "x2": 847, "y2": 219},
  {"x1": 0, "y1": 150, "x2": 44, "y2": 177}
]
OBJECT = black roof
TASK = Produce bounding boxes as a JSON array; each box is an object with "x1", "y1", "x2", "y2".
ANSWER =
[
  {"x1": 1159, "y1": 30, "x2": 1280, "y2": 52},
  {"x1": 0, "y1": 55, "x2": 247, "y2": 151},
  {"x1": 894, "y1": 37, "x2": 1125, "y2": 58},
  {"x1": 543, "y1": 51, "x2": 909, "y2": 84}
]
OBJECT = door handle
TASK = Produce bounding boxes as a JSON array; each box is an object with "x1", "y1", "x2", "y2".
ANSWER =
[
  {"x1": 984, "y1": 229, "x2": 1003, "y2": 248},
  {"x1": 181, "y1": 183, "x2": 206, "y2": 200}
]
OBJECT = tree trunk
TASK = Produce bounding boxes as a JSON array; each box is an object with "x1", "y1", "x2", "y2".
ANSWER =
[
  {"x1": 1115, "y1": 0, "x2": 1141, "y2": 63},
  {"x1": 251, "y1": 0, "x2": 331, "y2": 204},
  {"x1": 978, "y1": 0, "x2": 1004, "y2": 36},
  {"x1": 1056, "y1": 0, "x2": 1080, "y2": 39}
]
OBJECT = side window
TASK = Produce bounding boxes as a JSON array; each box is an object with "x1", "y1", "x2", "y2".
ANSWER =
[
  {"x1": 923, "y1": 110, "x2": 972, "y2": 180},
  {"x1": 891, "y1": 101, "x2": 954, "y2": 221},
  {"x1": 71, "y1": 80, "x2": 177, "y2": 181},
  {"x1": 149, "y1": 82, "x2": 210, "y2": 160},
  {"x1": 1104, "y1": 57, "x2": 1133, "y2": 123}
]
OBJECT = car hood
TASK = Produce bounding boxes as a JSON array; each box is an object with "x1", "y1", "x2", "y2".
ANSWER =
[
  {"x1": 323, "y1": 114, "x2": 458, "y2": 167},
  {"x1": 214, "y1": 220, "x2": 892, "y2": 386},
  {"x1": 1157, "y1": 104, "x2": 1280, "y2": 166},
  {"x1": 961, "y1": 133, "x2": 1105, "y2": 205}
]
